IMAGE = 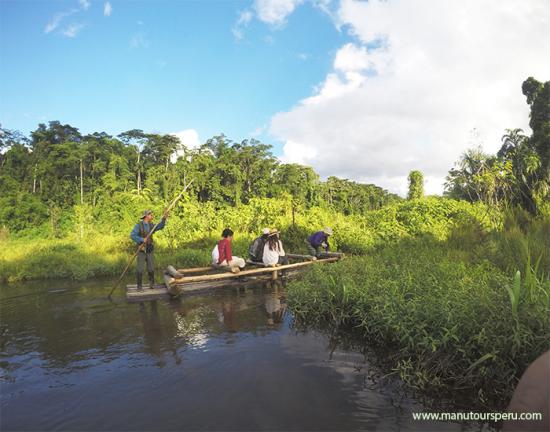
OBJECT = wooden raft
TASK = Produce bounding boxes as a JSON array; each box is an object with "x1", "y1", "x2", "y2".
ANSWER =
[{"x1": 126, "y1": 252, "x2": 344, "y2": 301}]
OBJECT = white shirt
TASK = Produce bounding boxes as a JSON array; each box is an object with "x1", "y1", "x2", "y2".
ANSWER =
[
  {"x1": 262, "y1": 241, "x2": 285, "y2": 265},
  {"x1": 211, "y1": 245, "x2": 219, "y2": 265}
]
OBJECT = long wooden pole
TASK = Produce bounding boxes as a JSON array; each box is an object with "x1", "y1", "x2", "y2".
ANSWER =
[
  {"x1": 107, "y1": 179, "x2": 194, "y2": 299},
  {"x1": 168, "y1": 257, "x2": 340, "y2": 284}
]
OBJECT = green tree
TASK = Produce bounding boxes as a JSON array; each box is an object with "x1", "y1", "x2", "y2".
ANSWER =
[
  {"x1": 118, "y1": 129, "x2": 148, "y2": 195},
  {"x1": 407, "y1": 170, "x2": 424, "y2": 200},
  {"x1": 521, "y1": 77, "x2": 550, "y2": 212},
  {"x1": 273, "y1": 163, "x2": 319, "y2": 223}
]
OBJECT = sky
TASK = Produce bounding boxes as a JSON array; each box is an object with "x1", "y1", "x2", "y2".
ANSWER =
[{"x1": 1, "y1": 0, "x2": 549, "y2": 195}]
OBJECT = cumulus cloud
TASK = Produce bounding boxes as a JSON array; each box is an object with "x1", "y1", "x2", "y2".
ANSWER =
[
  {"x1": 170, "y1": 129, "x2": 201, "y2": 162},
  {"x1": 234, "y1": 0, "x2": 331, "y2": 38},
  {"x1": 254, "y1": 0, "x2": 304, "y2": 26},
  {"x1": 104, "y1": 1, "x2": 112, "y2": 17},
  {"x1": 271, "y1": 0, "x2": 550, "y2": 195}
]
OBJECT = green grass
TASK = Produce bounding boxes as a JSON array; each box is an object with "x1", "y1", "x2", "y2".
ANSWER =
[
  {"x1": 0, "y1": 197, "x2": 494, "y2": 282},
  {"x1": 286, "y1": 217, "x2": 550, "y2": 409}
]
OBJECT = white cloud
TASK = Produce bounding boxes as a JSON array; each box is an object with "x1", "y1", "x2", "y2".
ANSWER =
[
  {"x1": 254, "y1": 0, "x2": 304, "y2": 26},
  {"x1": 232, "y1": 0, "x2": 333, "y2": 36},
  {"x1": 45, "y1": 0, "x2": 90, "y2": 35},
  {"x1": 232, "y1": 9, "x2": 253, "y2": 40},
  {"x1": 61, "y1": 23, "x2": 84, "y2": 38},
  {"x1": 79, "y1": 0, "x2": 91, "y2": 11},
  {"x1": 271, "y1": 0, "x2": 550, "y2": 195},
  {"x1": 170, "y1": 129, "x2": 201, "y2": 162},
  {"x1": 44, "y1": 9, "x2": 77, "y2": 34},
  {"x1": 104, "y1": 2, "x2": 112, "y2": 17},
  {"x1": 130, "y1": 33, "x2": 150, "y2": 48}
]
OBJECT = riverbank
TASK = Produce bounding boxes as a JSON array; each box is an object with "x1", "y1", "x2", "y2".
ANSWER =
[
  {"x1": 286, "y1": 215, "x2": 550, "y2": 409},
  {"x1": 0, "y1": 197, "x2": 493, "y2": 282},
  {"x1": 0, "y1": 235, "x2": 218, "y2": 283}
]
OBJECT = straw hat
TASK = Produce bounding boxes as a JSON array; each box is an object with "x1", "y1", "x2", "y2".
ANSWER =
[
  {"x1": 262, "y1": 228, "x2": 271, "y2": 235},
  {"x1": 268, "y1": 229, "x2": 280, "y2": 236},
  {"x1": 323, "y1": 227, "x2": 333, "y2": 235},
  {"x1": 141, "y1": 209, "x2": 153, "y2": 219}
]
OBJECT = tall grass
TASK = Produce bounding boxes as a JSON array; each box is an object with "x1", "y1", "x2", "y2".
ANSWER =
[{"x1": 287, "y1": 214, "x2": 550, "y2": 408}]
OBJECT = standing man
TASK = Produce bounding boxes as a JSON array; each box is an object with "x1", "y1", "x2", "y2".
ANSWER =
[
  {"x1": 306, "y1": 227, "x2": 333, "y2": 257},
  {"x1": 130, "y1": 210, "x2": 167, "y2": 291}
]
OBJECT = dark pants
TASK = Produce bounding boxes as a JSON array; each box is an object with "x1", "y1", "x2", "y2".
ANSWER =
[
  {"x1": 137, "y1": 251, "x2": 155, "y2": 274},
  {"x1": 137, "y1": 251, "x2": 155, "y2": 288},
  {"x1": 305, "y1": 239, "x2": 322, "y2": 257},
  {"x1": 278, "y1": 255, "x2": 289, "y2": 265}
]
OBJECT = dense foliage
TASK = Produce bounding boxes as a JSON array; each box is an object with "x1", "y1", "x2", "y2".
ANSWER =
[
  {"x1": 445, "y1": 77, "x2": 550, "y2": 214},
  {"x1": 0, "y1": 125, "x2": 399, "y2": 237},
  {"x1": 407, "y1": 170, "x2": 424, "y2": 200}
]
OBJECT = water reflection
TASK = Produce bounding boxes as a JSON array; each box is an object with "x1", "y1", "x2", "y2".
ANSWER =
[
  {"x1": 139, "y1": 301, "x2": 182, "y2": 367},
  {"x1": 264, "y1": 280, "x2": 287, "y2": 327},
  {"x1": 1, "y1": 278, "x2": 489, "y2": 431}
]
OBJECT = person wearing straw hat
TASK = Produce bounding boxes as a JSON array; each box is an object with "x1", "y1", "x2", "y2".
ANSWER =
[
  {"x1": 130, "y1": 209, "x2": 167, "y2": 291},
  {"x1": 263, "y1": 229, "x2": 289, "y2": 266},
  {"x1": 306, "y1": 227, "x2": 333, "y2": 257},
  {"x1": 248, "y1": 228, "x2": 270, "y2": 263}
]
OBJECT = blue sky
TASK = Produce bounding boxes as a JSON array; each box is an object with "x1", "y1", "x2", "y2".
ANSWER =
[
  {"x1": 0, "y1": 0, "x2": 348, "y2": 155},
  {"x1": 2, "y1": 0, "x2": 549, "y2": 194}
]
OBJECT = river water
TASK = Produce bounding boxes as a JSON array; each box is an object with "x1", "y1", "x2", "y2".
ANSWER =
[{"x1": 1, "y1": 278, "x2": 489, "y2": 431}]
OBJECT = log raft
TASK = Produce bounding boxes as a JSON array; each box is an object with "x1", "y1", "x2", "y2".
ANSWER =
[{"x1": 126, "y1": 253, "x2": 343, "y2": 301}]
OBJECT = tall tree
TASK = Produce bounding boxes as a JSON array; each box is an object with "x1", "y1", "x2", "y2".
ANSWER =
[
  {"x1": 407, "y1": 170, "x2": 424, "y2": 200},
  {"x1": 118, "y1": 129, "x2": 147, "y2": 195}
]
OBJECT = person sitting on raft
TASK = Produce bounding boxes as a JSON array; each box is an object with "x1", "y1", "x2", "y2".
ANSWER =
[
  {"x1": 263, "y1": 229, "x2": 289, "y2": 266},
  {"x1": 248, "y1": 228, "x2": 270, "y2": 262},
  {"x1": 213, "y1": 228, "x2": 246, "y2": 271},
  {"x1": 306, "y1": 227, "x2": 333, "y2": 257}
]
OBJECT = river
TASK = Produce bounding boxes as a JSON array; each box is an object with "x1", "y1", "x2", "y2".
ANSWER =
[{"x1": 1, "y1": 278, "x2": 490, "y2": 431}]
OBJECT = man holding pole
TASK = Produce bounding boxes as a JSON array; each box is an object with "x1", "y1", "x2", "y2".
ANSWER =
[
  {"x1": 130, "y1": 210, "x2": 167, "y2": 291},
  {"x1": 108, "y1": 181, "x2": 192, "y2": 300}
]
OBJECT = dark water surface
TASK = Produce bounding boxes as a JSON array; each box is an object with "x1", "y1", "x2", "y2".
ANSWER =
[{"x1": 1, "y1": 279, "x2": 486, "y2": 431}]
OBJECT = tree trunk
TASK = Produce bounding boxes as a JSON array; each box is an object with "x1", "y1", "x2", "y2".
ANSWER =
[
  {"x1": 137, "y1": 150, "x2": 141, "y2": 195},
  {"x1": 33, "y1": 164, "x2": 37, "y2": 193},
  {"x1": 80, "y1": 159, "x2": 84, "y2": 205}
]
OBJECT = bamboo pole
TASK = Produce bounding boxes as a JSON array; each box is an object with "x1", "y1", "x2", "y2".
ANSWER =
[
  {"x1": 107, "y1": 179, "x2": 194, "y2": 299},
  {"x1": 286, "y1": 253, "x2": 316, "y2": 261},
  {"x1": 168, "y1": 257, "x2": 339, "y2": 285},
  {"x1": 175, "y1": 266, "x2": 216, "y2": 274}
]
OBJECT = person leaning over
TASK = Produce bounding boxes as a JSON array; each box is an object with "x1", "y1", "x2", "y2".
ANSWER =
[
  {"x1": 217, "y1": 228, "x2": 246, "y2": 270},
  {"x1": 306, "y1": 227, "x2": 333, "y2": 257},
  {"x1": 249, "y1": 228, "x2": 270, "y2": 262},
  {"x1": 263, "y1": 229, "x2": 289, "y2": 266},
  {"x1": 130, "y1": 209, "x2": 167, "y2": 291}
]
